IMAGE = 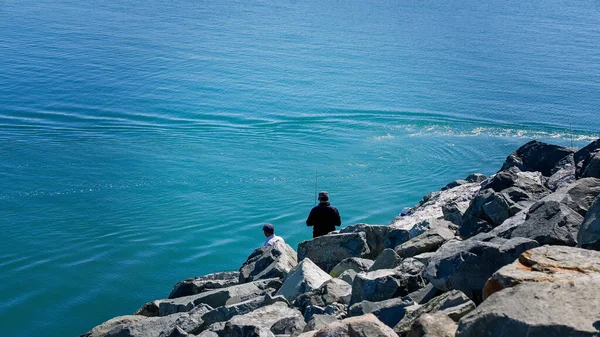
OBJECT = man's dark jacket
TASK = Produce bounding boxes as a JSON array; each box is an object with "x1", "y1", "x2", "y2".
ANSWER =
[{"x1": 306, "y1": 202, "x2": 341, "y2": 238}]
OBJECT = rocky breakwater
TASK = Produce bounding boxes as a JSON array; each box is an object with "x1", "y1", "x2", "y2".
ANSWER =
[{"x1": 81, "y1": 139, "x2": 600, "y2": 337}]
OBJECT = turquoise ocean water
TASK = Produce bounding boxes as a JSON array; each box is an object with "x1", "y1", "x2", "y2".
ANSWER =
[{"x1": 1, "y1": 1, "x2": 599, "y2": 336}]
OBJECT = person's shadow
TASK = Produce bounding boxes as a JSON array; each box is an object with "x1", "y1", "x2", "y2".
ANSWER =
[{"x1": 594, "y1": 320, "x2": 600, "y2": 331}]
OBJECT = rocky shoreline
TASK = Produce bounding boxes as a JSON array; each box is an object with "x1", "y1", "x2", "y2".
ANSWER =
[{"x1": 81, "y1": 139, "x2": 600, "y2": 337}]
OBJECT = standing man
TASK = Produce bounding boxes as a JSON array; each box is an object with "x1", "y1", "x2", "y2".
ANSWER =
[
  {"x1": 306, "y1": 191, "x2": 341, "y2": 238},
  {"x1": 262, "y1": 223, "x2": 285, "y2": 246}
]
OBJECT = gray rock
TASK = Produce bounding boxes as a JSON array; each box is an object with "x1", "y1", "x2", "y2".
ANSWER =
[
  {"x1": 303, "y1": 305, "x2": 325, "y2": 322},
  {"x1": 298, "y1": 232, "x2": 370, "y2": 273},
  {"x1": 312, "y1": 313, "x2": 400, "y2": 337},
  {"x1": 510, "y1": 200, "x2": 584, "y2": 246},
  {"x1": 458, "y1": 189, "x2": 510, "y2": 238},
  {"x1": 442, "y1": 202, "x2": 465, "y2": 226},
  {"x1": 395, "y1": 227, "x2": 455, "y2": 258},
  {"x1": 323, "y1": 302, "x2": 347, "y2": 319},
  {"x1": 544, "y1": 177, "x2": 600, "y2": 216},
  {"x1": 169, "y1": 271, "x2": 239, "y2": 299},
  {"x1": 293, "y1": 278, "x2": 352, "y2": 313},
  {"x1": 465, "y1": 173, "x2": 487, "y2": 183},
  {"x1": 407, "y1": 313, "x2": 457, "y2": 337},
  {"x1": 159, "y1": 278, "x2": 279, "y2": 316},
  {"x1": 329, "y1": 257, "x2": 373, "y2": 278},
  {"x1": 487, "y1": 209, "x2": 529, "y2": 238},
  {"x1": 575, "y1": 138, "x2": 600, "y2": 178},
  {"x1": 134, "y1": 300, "x2": 162, "y2": 317},
  {"x1": 239, "y1": 243, "x2": 298, "y2": 283},
  {"x1": 547, "y1": 153, "x2": 576, "y2": 191},
  {"x1": 483, "y1": 245, "x2": 600, "y2": 299},
  {"x1": 578, "y1": 195, "x2": 600, "y2": 250},
  {"x1": 406, "y1": 284, "x2": 442, "y2": 305},
  {"x1": 276, "y1": 258, "x2": 332, "y2": 302},
  {"x1": 456, "y1": 279, "x2": 600, "y2": 337},
  {"x1": 337, "y1": 269, "x2": 358, "y2": 285},
  {"x1": 348, "y1": 297, "x2": 414, "y2": 328},
  {"x1": 582, "y1": 151, "x2": 600, "y2": 179},
  {"x1": 411, "y1": 252, "x2": 435, "y2": 266},
  {"x1": 340, "y1": 224, "x2": 392, "y2": 259},
  {"x1": 226, "y1": 302, "x2": 305, "y2": 337},
  {"x1": 390, "y1": 183, "x2": 481, "y2": 234},
  {"x1": 441, "y1": 180, "x2": 468, "y2": 191},
  {"x1": 500, "y1": 140, "x2": 574, "y2": 176},
  {"x1": 350, "y1": 266, "x2": 425, "y2": 305},
  {"x1": 80, "y1": 315, "x2": 147, "y2": 337},
  {"x1": 369, "y1": 249, "x2": 402, "y2": 271},
  {"x1": 394, "y1": 291, "x2": 475, "y2": 336},
  {"x1": 102, "y1": 311, "x2": 206, "y2": 337},
  {"x1": 199, "y1": 294, "x2": 288, "y2": 330},
  {"x1": 303, "y1": 315, "x2": 338, "y2": 332},
  {"x1": 165, "y1": 326, "x2": 190, "y2": 337},
  {"x1": 384, "y1": 228, "x2": 412, "y2": 250},
  {"x1": 423, "y1": 234, "x2": 539, "y2": 303}
]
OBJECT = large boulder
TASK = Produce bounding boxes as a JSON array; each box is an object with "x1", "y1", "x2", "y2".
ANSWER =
[
  {"x1": 311, "y1": 313, "x2": 399, "y2": 337},
  {"x1": 198, "y1": 294, "x2": 288, "y2": 331},
  {"x1": 223, "y1": 302, "x2": 305, "y2": 337},
  {"x1": 159, "y1": 278, "x2": 280, "y2": 316},
  {"x1": 456, "y1": 279, "x2": 600, "y2": 337},
  {"x1": 303, "y1": 315, "x2": 339, "y2": 333},
  {"x1": 329, "y1": 257, "x2": 373, "y2": 278},
  {"x1": 574, "y1": 138, "x2": 600, "y2": 178},
  {"x1": 500, "y1": 140, "x2": 574, "y2": 176},
  {"x1": 348, "y1": 297, "x2": 414, "y2": 328},
  {"x1": 390, "y1": 181, "x2": 482, "y2": 233},
  {"x1": 395, "y1": 226, "x2": 455, "y2": 258},
  {"x1": 340, "y1": 224, "x2": 396, "y2": 259},
  {"x1": 394, "y1": 290, "x2": 475, "y2": 337},
  {"x1": 276, "y1": 258, "x2": 332, "y2": 302},
  {"x1": 544, "y1": 177, "x2": 600, "y2": 216},
  {"x1": 369, "y1": 248, "x2": 402, "y2": 271},
  {"x1": 510, "y1": 200, "x2": 584, "y2": 246},
  {"x1": 483, "y1": 245, "x2": 600, "y2": 299},
  {"x1": 80, "y1": 316, "x2": 147, "y2": 337},
  {"x1": 298, "y1": 232, "x2": 370, "y2": 273},
  {"x1": 582, "y1": 151, "x2": 600, "y2": 178},
  {"x1": 407, "y1": 313, "x2": 457, "y2": 337},
  {"x1": 350, "y1": 265, "x2": 425, "y2": 305},
  {"x1": 169, "y1": 272, "x2": 239, "y2": 299},
  {"x1": 547, "y1": 153, "x2": 576, "y2": 191},
  {"x1": 423, "y1": 233, "x2": 539, "y2": 303},
  {"x1": 238, "y1": 242, "x2": 298, "y2": 283},
  {"x1": 293, "y1": 278, "x2": 352, "y2": 313},
  {"x1": 578, "y1": 195, "x2": 600, "y2": 250}
]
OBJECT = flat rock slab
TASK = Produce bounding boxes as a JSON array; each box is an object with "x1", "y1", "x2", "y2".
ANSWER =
[
  {"x1": 457, "y1": 279, "x2": 600, "y2": 337},
  {"x1": 423, "y1": 233, "x2": 539, "y2": 303},
  {"x1": 276, "y1": 258, "x2": 332, "y2": 302},
  {"x1": 312, "y1": 313, "x2": 400, "y2": 337},
  {"x1": 159, "y1": 278, "x2": 279, "y2": 316},
  {"x1": 350, "y1": 268, "x2": 423, "y2": 305},
  {"x1": 169, "y1": 271, "x2": 239, "y2": 299},
  {"x1": 340, "y1": 224, "x2": 393, "y2": 259},
  {"x1": 395, "y1": 226, "x2": 455, "y2": 258},
  {"x1": 226, "y1": 302, "x2": 305, "y2": 336},
  {"x1": 484, "y1": 245, "x2": 600, "y2": 299},
  {"x1": 298, "y1": 232, "x2": 370, "y2": 273},
  {"x1": 330, "y1": 257, "x2": 373, "y2": 278},
  {"x1": 348, "y1": 297, "x2": 414, "y2": 328},
  {"x1": 407, "y1": 313, "x2": 457, "y2": 337},
  {"x1": 369, "y1": 248, "x2": 402, "y2": 271}
]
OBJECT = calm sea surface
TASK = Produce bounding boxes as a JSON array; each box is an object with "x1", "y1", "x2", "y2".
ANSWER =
[{"x1": 1, "y1": 1, "x2": 599, "y2": 336}]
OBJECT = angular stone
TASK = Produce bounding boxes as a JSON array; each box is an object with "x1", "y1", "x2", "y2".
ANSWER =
[
  {"x1": 394, "y1": 291, "x2": 475, "y2": 336},
  {"x1": 100, "y1": 310, "x2": 207, "y2": 337},
  {"x1": 547, "y1": 153, "x2": 576, "y2": 191},
  {"x1": 406, "y1": 284, "x2": 442, "y2": 305},
  {"x1": 159, "y1": 278, "x2": 279, "y2": 316},
  {"x1": 169, "y1": 271, "x2": 239, "y2": 299},
  {"x1": 134, "y1": 300, "x2": 162, "y2": 317},
  {"x1": 369, "y1": 249, "x2": 402, "y2": 271},
  {"x1": 411, "y1": 252, "x2": 435, "y2": 266},
  {"x1": 500, "y1": 140, "x2": 574, "y2": 176},
  {"x1": 298, "y1": 232, "x2": 370, "y2": 273},
  {"x1": 407, "y1": 313, "x2": 457, "y2": 337},
  {"x1": 510, "y1": 200, "x2": 584, "y2": 246},
  {"x1": 340, "y1": 224, "x2": 392, "y2": 259},
  {"x1": 276, "y1": 258, "x2": 332, "y2": 302},
  {"x1": 583, "y1": 151, "x2": 600, "y2": 178},
  {"x1": 384, "y1": 228, "x2": 412, "y2": 250},
  {"x1": 198, "y1": 294, "x2": 288, "y2": 330},
  {"x1": 484, "y1": 246, "x2": 600, "y2": 299},
  {"x1": 442, "y1": 202, "x2": 466, "y2": 226},
  {"x1": 238, "y1": 242, "x2": 298, "y2": 283},
  {"x1": 338, "y1": 269, "x2": 357, "y2": 285},
  {"x1": 578, "y1": 195, "x2": 600, "y2": 250},
  {"x1": 293, "y1": 278, "x2": 352, "y2": 313},
  {"x1": 441, "y1": 180, "x2": 467, "y2": 191},
  {"x1": 423, "y1": 234, "x2": 539, "y2": 303},
  {"x1": 348, "y1": 297, "x2": 414, "y2": 328},
  {"x1": 330, "y1": 257, "x2": 373, "y2": 278},
  {"x1": 80, "y1": 315, "x2": 147, "y2": 337},
  {"x1": 544, "y1": 177, "x2": 600, "y2": 216},
  {"x1": 456, "y1": 279, "x2": 600, "y2": 337},
  {"x1": 465, "y1": 173, "x2": 487, "y2": 184},
  {"x1": 351, "y1": 266, "x2": 425, "y2": 305},
  {"x1": 226, "y1": 302, "x2": 305, "y2": 337},
  {"x1": 312, "y1": 313, "x2": 400, "y2": 337},
  {"x1": 303, "y1": 314, "x2": 339, "y2": 332},
  {"x1": 575, "y1": 138, "x2": 600, "y2": 178},
  {"x1": 395, "y1": 227, "x2": 455, "y2": 258}
]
